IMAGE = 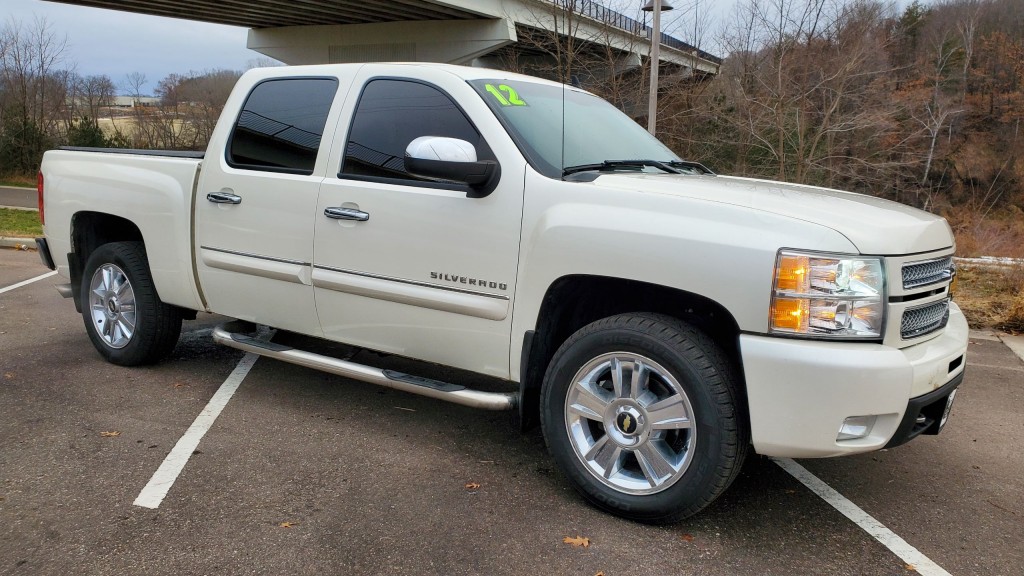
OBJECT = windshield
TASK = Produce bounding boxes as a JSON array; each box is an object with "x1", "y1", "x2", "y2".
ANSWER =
[{"x1": 469, "y1": 79, "x2": 681, "y2": 178}]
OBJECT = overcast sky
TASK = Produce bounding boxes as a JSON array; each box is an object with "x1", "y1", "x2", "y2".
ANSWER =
[
  {"x1": 4, "y1": 0, "x2": 261, "y2": 94},
  {"x1": 4, "y1": 0, "x2": 921, "y2": 95}
]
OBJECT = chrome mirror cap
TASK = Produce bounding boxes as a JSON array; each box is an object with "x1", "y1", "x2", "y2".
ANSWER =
[{"x1": 405, "y1": 136, "x2": 477, "y2": 163}]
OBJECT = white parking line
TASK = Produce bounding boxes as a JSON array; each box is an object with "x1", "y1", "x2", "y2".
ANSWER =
[
  {"x1": 134, "y1": 329, "x2": 273, "y2": 509},
  {"x1": 0, "y1": 270, "x2": 56, "y2": 294},
  {"x1": 773, "y1": 457, "x2": 951, "y2": 576}
]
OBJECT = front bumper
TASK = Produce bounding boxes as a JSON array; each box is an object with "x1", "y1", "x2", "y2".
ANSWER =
[
  {"x1": 884, "y1": 371, "x2": 961, "y2": 448},
  {"x1": 740, "y1": 302, "x2": 968, "y2": 458}
]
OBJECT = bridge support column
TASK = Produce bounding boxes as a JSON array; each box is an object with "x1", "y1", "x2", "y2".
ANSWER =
[{"x1": 247, "y1": 18, "x2": 517, "y2": 65}]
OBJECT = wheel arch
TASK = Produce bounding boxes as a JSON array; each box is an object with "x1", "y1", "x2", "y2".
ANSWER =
[
  {"x1": 518, "y1": 274, "x2": 745, "y2": 431},
  {"x1": 68, "y1": 211, "x2": 144, "y2": 312}
]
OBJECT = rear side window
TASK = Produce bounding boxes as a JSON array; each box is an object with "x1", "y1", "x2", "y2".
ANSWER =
[
  {"x1": 227, "y1": 78, "x2": 338, "y2": 175},
  {"x1": 340, "y1": 79, "x2": 493, "y2": 182}
]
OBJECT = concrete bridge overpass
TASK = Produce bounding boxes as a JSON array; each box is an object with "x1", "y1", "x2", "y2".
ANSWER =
[{"x1": 44, "y1": 0, "x2": 720, "y2": 76}]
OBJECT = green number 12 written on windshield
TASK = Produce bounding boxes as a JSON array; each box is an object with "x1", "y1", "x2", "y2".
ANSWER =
[{"x1": 485, "y1": 84, "x2": 527, "y2": 107}]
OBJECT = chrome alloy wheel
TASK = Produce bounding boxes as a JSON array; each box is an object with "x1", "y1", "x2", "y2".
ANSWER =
[
  {"x1": 88, "y1": 263, "x2": 137, "y2": 349},
  {"x1": 564, "y1": 353, "x2": 696, "y2": 495}
]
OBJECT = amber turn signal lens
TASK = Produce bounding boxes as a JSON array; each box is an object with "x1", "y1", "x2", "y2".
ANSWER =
[
  {"x1": 771, "y1": 298, "x2": 807, "y2": 332},
  {"x1": 775, "y1": 254, "x2": 809, "y2": 293}
]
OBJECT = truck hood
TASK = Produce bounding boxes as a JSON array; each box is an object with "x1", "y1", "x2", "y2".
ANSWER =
[{"x1": 590, "y1": 173, "x2": 953, "y2": 255}]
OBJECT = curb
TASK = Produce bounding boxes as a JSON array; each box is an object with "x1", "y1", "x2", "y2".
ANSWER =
[
  {"x1": 971, "y1": 329, "x2": 1024, "y2": 364},
  {"x1": 968, "y1": 329, "x2": 1001, "y2": 342},
  {"x1": 1001, "y1": 334, "x2": 1024, "y2": 364},
  {"x1": 0, "y1": 237, "x2": 36, "y2": 251}
]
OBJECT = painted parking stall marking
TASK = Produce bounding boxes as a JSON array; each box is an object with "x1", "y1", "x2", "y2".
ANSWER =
[
  {"x1": 773, "y1": 457, "x2": 952, "y2": 576},
  {"x1": 0, "y1": 270, "x2": 56, "y2": 294},
  {"x1": 134, "y1": 329, "x2": 274, "y2": 509}
]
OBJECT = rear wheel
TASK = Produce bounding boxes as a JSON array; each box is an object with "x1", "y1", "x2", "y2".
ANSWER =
[
  {"x1": 81, "y1": 241, "x2": 181, "y2": 366},
  {"x1": 540, "y1": 313, "x2": 747, "y2": 523}
]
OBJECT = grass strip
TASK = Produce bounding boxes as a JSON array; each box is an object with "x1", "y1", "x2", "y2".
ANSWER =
[{"x1": 0, "y1": 208, "x2": 43, "y2": 237}]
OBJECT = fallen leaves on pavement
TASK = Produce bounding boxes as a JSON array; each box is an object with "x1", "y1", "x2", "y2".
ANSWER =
[
  {"x1": 563, "y1": 536, "x2": 590, "y2": 548},
  {"x1": 279, "y1": 521, "x2": 297, "y2": 528},
  {"x1": 100, "y1": 431, "x2": 121, "y2": 437},
  {"x1": 464, "y1": 482, "x2": 481, "y2": 490},
  {"x1": 681, "y1": 534, "x2": 695, "y2": 542}
]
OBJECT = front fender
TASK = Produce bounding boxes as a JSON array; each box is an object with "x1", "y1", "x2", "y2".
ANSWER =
[{"x1": 508, "y1": 174, "x2": 858, "y2": 382}]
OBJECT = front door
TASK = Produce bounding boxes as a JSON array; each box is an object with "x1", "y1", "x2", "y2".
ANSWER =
[{"x1": 312, "y1": 71, "x2": 526, "y2": 378}]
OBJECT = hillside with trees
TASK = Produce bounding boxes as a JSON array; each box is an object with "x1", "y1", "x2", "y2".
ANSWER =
[{"x1": 659, "y1": 0, "x2": 1023, "y2": 256}]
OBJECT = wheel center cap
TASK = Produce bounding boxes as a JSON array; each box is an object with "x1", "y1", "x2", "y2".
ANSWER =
[
  {"x1": 107, "y1": 299, "x2": 118, "y2": 314},
  {"x1": 614, "y1": 407, "x2": 644, "y2": 436}
]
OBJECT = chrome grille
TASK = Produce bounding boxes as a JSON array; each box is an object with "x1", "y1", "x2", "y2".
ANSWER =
[
  {"x1": 901, "y1": 300, "x2": 950, "y2": 339},
  {"x1": 902, "y1": 256, "x2": 953, "y2": 289}
]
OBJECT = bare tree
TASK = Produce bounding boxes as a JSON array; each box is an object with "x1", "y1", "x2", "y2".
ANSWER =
[
  {"x1": 246, "y1": 56, "x2": 282, "y2": 69},
  {"x1": 74, "y1": 74, "x2": 116, "y2": 122},
  {"x1": 710, "y1": 0, "x2": 906, "y2": 190},
  {"x1": 0, "y1": 16, "x2": 69, "y2": 129},
  {"x1": 120, "y1": 69, "x2": 240, "y2": 150},
  {"x1": 123, "y1": 71, "x2": 147, "y2": 102},
  {"x1": 0, "y1": 16, "x2": 72, "y2": 173}
]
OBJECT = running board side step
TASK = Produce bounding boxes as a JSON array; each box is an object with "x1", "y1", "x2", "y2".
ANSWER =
[{"x1": 212, "y1": 325, "x2": 518, "y2": 411}]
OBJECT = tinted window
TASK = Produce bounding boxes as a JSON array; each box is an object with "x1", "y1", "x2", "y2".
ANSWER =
[
  {"x1": 341, "y1": 79, "x2": 492, "y2": 182},
  {"x1": 228, "y1": 78, "x2": 338, "y2": 174}
]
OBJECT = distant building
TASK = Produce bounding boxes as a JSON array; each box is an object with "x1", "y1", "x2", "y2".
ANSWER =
[{"x1": 111, "y1": 96, "x2": 161, "y2": 108}]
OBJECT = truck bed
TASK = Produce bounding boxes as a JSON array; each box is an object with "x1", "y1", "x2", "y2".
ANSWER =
[
  {"x1": 41, "y1": 147, "x2": 206, "y2": 312},
  {"x1": 59, "y1": 146, "x2": 205, "y2": 159}
]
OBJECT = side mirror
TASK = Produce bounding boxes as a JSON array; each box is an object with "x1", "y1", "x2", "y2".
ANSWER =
[{"x1": 404, "y1": 136, "x2": 500, "y2": 198}]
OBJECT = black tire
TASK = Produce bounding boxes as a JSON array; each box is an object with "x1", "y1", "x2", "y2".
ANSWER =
[
  {"x1": 540, "y1": 313, "x2": 748, "y2": 524},
  {"x1": 80, "y1": 241, "x2": 182, "y2": 366}
]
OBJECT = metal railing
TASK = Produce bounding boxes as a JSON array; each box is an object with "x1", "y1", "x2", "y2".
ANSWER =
[{"x1": 559, "y1": 0, "x2": 722, "y2": 64}]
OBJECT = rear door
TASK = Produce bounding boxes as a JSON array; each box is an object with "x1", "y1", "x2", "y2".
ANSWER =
[
  {"x1": 194, "y1": 75, "x2": 344, "y2": 334},
  {"x1": 312, "y1": 67, "x2": 527, "y2": 378}
]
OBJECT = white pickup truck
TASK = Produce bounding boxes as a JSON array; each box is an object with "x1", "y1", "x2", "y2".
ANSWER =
[{"x1": 36, "y1": 63, "x2": 968, "y2": 523}]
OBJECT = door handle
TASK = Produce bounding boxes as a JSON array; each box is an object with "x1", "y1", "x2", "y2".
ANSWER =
[
  {"x1": 324, "y1": 207, "x2": 369, "y2": 221},
  {"x1": 207, "y1": 192, "x2": 242, "y2": 204}
]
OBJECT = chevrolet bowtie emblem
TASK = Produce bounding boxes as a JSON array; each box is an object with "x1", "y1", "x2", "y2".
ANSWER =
[{"x1": 617, "y1": 412, "x2": 636, "y2": 435}]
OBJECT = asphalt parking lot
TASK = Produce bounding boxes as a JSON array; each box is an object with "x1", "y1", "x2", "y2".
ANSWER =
[{"x1": 1, "y1": 246, "x2": 1022, "y2": 576}]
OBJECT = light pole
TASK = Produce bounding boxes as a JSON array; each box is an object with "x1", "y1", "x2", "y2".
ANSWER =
[{"x1": 642, "y1": 0, "x2": 673, "y2": 136}]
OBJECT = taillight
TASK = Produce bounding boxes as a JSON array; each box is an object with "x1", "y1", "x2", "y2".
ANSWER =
[{"x1": 37, "y1": 172, "x2": 44, "y2": 225}]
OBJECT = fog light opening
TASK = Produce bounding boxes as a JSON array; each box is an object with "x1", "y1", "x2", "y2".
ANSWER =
[{"x1": 837, "y1": 415, "x2": 877, "y2": 441}]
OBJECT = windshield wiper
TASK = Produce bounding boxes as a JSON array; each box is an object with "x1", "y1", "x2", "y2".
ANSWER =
[
  {"x1": 562, "y1": 159, "x2": 716, "y2": 177},
  {"x1": 562, "y1": 159, "x2": 683, "y2": 177},
  {"x1": 665, "y1": 160, "x2": 716, "y2": 175}
]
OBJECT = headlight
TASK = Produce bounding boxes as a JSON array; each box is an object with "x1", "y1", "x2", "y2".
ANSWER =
[{"x1": 770, "y1": 250, "x2": 886, "y2": 339}]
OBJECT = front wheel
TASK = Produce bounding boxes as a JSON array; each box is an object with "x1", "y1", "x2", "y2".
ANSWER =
[
  {"x1": 81, "y1": 241, "x2": 182, "y2": 366},
  {"x1": 540, "y1": 313, "x2": 748, "y2": 523}
]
